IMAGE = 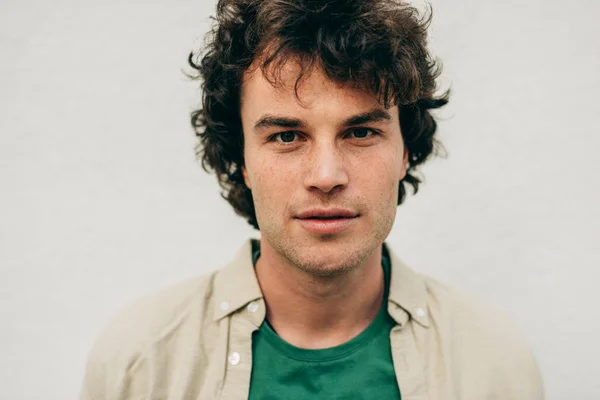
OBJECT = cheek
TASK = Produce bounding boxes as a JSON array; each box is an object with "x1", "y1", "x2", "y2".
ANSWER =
[
  {"x1": 253, "y1": 160, "x2": 295, "y2": 188},
  {"x1": 352, "y1": 150, "x2": 402, "y2": 205},
  {"x1": 250, "y1": 158, "x2": 299, "y2": 209},
  {"x1": 355, "y1": 146, "x2": 402, "y2": 180}
]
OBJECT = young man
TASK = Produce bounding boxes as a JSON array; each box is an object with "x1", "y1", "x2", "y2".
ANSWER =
[{"x1": 82, "y1": 0, "x2": 544, "y2": 399}]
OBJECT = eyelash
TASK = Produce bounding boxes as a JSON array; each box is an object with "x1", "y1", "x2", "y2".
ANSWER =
[{"x1": 267, "y1": 128, "x2": 380, "y2": 145}]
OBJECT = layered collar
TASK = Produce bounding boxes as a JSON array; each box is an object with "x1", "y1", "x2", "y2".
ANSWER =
[{"x1": 212, "y1": 239, "x2": 430, "y2": 328}]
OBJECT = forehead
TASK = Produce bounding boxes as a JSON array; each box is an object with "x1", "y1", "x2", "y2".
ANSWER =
[{"x1": 240, "y1": 60, "x2": 388, "y2": 117}]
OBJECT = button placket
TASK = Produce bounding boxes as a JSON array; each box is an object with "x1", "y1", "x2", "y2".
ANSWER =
[
  {"x1": 219, "y1": 314, "x2": 258, "y2": 400},
  {"x1": 389, "y1": 323, "x2": 430, "y2": 400},
  {"x1": 228, "y1": 352, "x2": 241, "y2": 366},
  {"x1": 247, "y1": 301, "x2": 259, "y2": 313}
]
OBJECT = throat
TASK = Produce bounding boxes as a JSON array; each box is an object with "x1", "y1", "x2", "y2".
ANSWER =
[{"x1": 255, "y1": 249, "x2": 386, "y2": 349}]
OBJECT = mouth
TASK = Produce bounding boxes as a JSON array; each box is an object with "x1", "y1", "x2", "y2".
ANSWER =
[
  {"x1": 295, "y1": 208, "x2": 359, "y2": 220},
  {"x1": 295, "y1": 209, "x2": 359, "y2": 235},
  {"x1": 303, "y1": 216, "x2": 354, "y2": 220}
]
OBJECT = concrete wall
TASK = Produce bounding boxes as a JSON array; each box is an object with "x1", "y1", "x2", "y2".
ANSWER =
[{"x1": 1, "y1": 0, "x2": 598, "y2": 398}]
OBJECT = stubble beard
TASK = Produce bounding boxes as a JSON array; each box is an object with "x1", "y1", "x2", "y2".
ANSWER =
[{"x1": 260, "y1": 211, "x2": 396, "y2": 278}]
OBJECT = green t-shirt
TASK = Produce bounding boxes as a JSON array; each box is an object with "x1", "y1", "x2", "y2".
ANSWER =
[{"x1": 248, "y1": 246, "x2": 401, "y2": 399}]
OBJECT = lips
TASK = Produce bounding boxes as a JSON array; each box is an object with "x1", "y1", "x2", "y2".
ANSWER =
[
  {"x1": 295, "y1": 208, "x2": 359, "y2": 219},
  {"x1": 295, "y1": 208, "x2": 359, "y2": 234}
]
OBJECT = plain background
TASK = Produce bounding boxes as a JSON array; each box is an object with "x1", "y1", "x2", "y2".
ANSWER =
[{"x1": 1, "y1": 0, "x2": 599, "y2": 398}]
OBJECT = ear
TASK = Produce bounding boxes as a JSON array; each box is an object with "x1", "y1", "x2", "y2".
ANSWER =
[
  {"x1": 400, "y1": 147, "x2": 409, "y2": 180},
  {"x1": 242, "y1": 165, "x2": 252, "y2": 189}
]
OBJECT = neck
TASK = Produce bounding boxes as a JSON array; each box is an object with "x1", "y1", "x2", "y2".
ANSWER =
[{"x1": 255, "y1": 242, "x2": 385, "y2": 349}]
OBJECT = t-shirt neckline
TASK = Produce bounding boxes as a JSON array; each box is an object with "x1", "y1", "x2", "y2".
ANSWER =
[{"x1": 251, "y1": 242, "x2": 392, "y2": 362}]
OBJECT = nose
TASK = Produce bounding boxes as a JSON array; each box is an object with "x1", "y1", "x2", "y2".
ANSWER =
[{"x1": 303, "y1": 140, "x2": 349, "y2": 194}]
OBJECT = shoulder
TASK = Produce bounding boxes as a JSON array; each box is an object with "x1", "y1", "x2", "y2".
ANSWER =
[
  {"x1": 422, "y1": 274, "x2": 526, "y2": 345},
  {"x1": 81, "y1": 271, "x2": 219, "y2": 398},
  {"x1": 81, "y1": 239, "x2": 258, "y2": 399},
  {"x1": 421, "y1": 275, "x2": 544, "y2": 397},
  {"x1": 98, "y1": 271, "x2": 217, "y2": 352}
]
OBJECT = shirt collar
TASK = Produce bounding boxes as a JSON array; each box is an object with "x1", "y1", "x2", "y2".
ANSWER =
[
  {"x1": 213, "y1": 239, "x2": 430, "y2": 329},
  {"x1": 384, "y1": 243, "x2": 430, "y2": 328},
  {"x1": 212, "y1": 239, "x2": 264, "y2": 323}
]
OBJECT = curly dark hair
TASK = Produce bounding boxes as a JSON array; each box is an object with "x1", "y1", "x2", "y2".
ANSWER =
[{"x1": 189, "y1": 0, "x2": 449, "y2": 230}]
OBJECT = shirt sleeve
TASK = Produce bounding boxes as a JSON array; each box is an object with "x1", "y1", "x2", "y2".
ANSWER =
[{"x1": 79, "y1": 318, "x2": 145, "y2": 400}]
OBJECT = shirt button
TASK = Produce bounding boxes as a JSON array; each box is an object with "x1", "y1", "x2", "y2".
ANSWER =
[
  {"x1": 247, "y1": 301, "x2": 259, "y2": 313},
  {"x1": 415, "y1": 308, "x2": 426, "y2": 318},
  {"x1": 228, "y1": 352, "x2": 241, "y2": 366},
  {"x1": 220, "y1": 301, "x2": 230, "y2": 311}
]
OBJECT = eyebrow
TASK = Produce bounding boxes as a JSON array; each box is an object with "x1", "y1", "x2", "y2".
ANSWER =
[{"x1": 252, "y1": 109, "x2": 392, "y2": 131}]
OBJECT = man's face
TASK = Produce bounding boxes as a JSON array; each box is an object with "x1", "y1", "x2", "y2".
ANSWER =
[{"x1": 241, "y1": 61, "x2": 408, "y2": 276}]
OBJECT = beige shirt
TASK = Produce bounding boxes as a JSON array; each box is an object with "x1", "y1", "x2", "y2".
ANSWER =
[{"x1": 81, "y1": 239, "x2": 544, "y2": 399}]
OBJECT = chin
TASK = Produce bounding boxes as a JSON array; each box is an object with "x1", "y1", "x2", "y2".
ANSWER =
[
  {"x1": 288, "y1": 244, "x2": 371, "y2": 277},
  {"x1": 296, "y1": 261, "x2": 356, "y2": 277}
]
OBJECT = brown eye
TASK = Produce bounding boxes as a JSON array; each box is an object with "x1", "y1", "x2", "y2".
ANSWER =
[
  {"x1": 267, "y1": 131, "x2": 305, "y2": 146},
  {"x1": 279, "y1": 132, "x2": 296, "y2": 143},
  {"x1": 348, "y1": 128, "x2": 376, "y2": 139}
]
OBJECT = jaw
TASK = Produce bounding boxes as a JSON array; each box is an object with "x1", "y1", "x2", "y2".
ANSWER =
[{"x1": 259, "y1": 218, "x2": 379, "y2": 277}]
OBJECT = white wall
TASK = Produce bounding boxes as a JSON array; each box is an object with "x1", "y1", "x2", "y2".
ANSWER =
[{"x1": 1, "y1": 0, "x2": 598, "y2": 398}]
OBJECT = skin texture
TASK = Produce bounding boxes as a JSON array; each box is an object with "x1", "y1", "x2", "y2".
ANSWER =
[{"x1": 241, "y1": 60, "x2": 409, "y2": 348}]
